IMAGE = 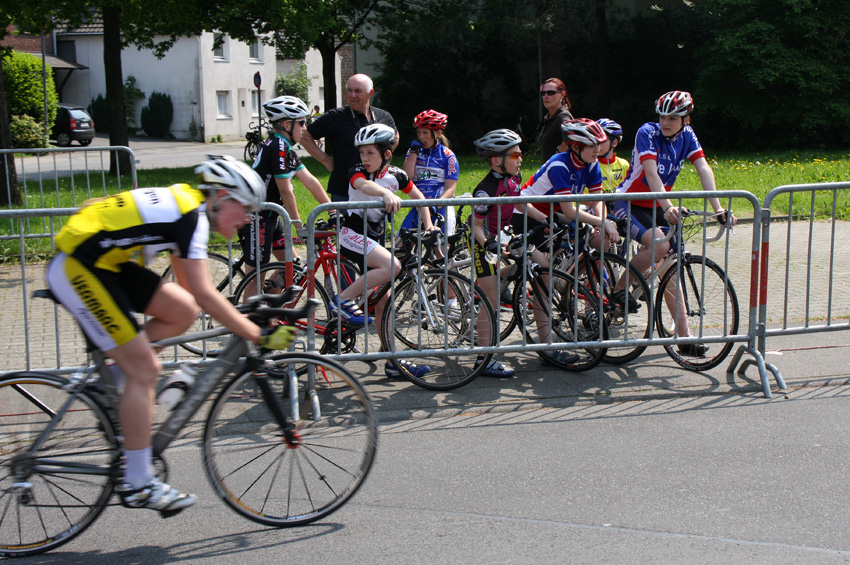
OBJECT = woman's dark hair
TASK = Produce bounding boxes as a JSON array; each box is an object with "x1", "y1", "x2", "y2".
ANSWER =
[{"x1": 541, "y1": 77, "x2": 571, "y2": 110}]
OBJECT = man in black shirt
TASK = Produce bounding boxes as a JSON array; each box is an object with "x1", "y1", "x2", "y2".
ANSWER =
[{"x1": 300, "y1": 74, "x2": 397, "y2": 202}]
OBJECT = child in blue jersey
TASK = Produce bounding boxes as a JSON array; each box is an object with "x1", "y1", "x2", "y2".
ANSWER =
[
  {"x1": 612, "y1": 91, "x2": 737, "y2": 356},
  {"x1": 520, "y1": 118, "x2": 621, "y2": 252},
  {"x1": 401, "y1": 110, "x2": 459, "y2": 234}
]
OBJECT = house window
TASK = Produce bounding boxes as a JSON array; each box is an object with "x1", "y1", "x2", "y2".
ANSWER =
[
  {"x1": 213, "y1": 33, "x2": 228, "y2": 61},
  {"x1": 251, "y1": 90, "x2": 266, "y2": 117},
  {"x1": 216, "y1": 91, "x2": 231, "y2": 118},
  {"x1": 249, "y1": 39, "x2": 262, "y2": 62}
]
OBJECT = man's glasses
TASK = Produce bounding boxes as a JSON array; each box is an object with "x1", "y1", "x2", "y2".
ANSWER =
[
  {"x1": 540, "y1": 90, "x2": 561, "y2": 97},
  {"x1": 507, "y1": 151, "x2": 522, "y2": 160}
]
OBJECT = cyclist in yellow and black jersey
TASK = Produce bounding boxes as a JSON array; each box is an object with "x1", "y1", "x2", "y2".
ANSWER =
[{"x1": 45, "y1": 156, "x2": 295, "y2": 516}]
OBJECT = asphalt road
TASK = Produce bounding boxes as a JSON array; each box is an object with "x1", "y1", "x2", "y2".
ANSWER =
[{"x1": 24, "y1": 380, "x2": 850, "y2": 564}]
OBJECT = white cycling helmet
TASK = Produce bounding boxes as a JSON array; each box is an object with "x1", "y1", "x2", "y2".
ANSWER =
[
  {"x1": 195, "y1": 155, "x2": 265, "y2": 212},
  {"x1": 473, "y1": 129, "x2": 522, "y2": 160},
  {"x1": 263, "y1": 95, "x2": 309, "y2": 122},
  {"x1": 655, "y1": 90, "x2": 694, "y2": 117},
  {"x1": 353, "y1": 123, "x2": 397, "y2": 149}
]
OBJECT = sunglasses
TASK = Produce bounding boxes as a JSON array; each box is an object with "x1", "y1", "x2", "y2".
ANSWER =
[
  {"x1": 506, "y1": 151, "x2": 522, "y2": 160},
  {"x1": 293, "y1": 119, "x2": 306, "y2": 127},
  {"x1": 540, "y1": 90, "x2": 561, "y2": 97}
]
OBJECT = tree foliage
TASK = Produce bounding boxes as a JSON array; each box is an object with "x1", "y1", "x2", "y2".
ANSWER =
[
  {"x1": 275, "y1": 61, "x2": 310, "y2": 105},
  {"x1": 695, "y1": 0, "x2": 850, "y2": 147},
  {"x1": 2, "y1": 50, "x2": 58, "y2": 128}
]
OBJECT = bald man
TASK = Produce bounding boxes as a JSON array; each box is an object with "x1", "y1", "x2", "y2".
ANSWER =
[{"x1": 300, "y1": 74, "x2": 397, "y2": 202}]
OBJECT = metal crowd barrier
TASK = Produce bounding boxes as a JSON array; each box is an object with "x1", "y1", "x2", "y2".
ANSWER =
[
  {"x1": 0, "y1": 146, "x2": 137, "y2": 243},
  {"x1": 303, "y1": 190, "x2": 776, "y2": 392},
  {"x1": 2, "y1": 176, "x2": 847, "y2": 400},
  {"x1": 729, "y1": 182, "x2": 850, "y2": 392}
]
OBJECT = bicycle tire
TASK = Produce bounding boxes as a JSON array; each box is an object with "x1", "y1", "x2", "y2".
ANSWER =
[
  {"x1": 203, "y1": 354, "x2": 377, "y2": 527},
  {"x1": 171, "y1": 252, "x2": 246, "y2": 356},
  {"x1": 512, "y1": 268, "x2": 606, "y2": 371},
  {"x1": 0, "y1": 372, "x2": 118, "y2": 557},
  {"x1": 583, "y1": 252, "x2": 653, "y2": 365},
  {"x1": 234, "y1": 262, "x2": 333, "y2": 347},
  {"x1": 244, "y1": 140, "x2": 261, "y2": 162},
  {"x1": 381, "y1": 270, "x2": 496, "y2": 390},
  {"x1": 654, "y1": 255, "x2": 740, "y2": 371}
]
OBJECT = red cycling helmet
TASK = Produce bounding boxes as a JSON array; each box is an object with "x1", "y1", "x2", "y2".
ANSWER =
[
  {"x1": 655, "y1": 91, "x2": 694, "y2": 117},
  {"x1": 561, "y1": 118, "x2": 607, "y2": 146},
  {"x1": 413, "y1": 109, "x2": 448, "y2": 130}
]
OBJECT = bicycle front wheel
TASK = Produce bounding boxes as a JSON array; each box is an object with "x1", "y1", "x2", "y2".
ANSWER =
[
  {"x1": 0, "y1": 372, "x2": 118, "y2": 557},
  {"x1": 244, "y1": 140, "x2": 261, "y2": 162},
  {"x1": 203, "y1": 354, "x2": 377, "y2": 527},
  {"x1": 381, "y1": 270, "x2": 496, "y2": 390},
  {"x1": 655, "y1": 255, "x2": 740, "y2": 371}
]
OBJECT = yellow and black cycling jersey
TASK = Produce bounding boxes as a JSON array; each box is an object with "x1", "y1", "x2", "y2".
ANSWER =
[{"x1": 55, "y1": 184, "x2": 209, "y2": 272}]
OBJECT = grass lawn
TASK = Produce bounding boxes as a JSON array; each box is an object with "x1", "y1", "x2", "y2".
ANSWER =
[{"x1": 2, "y1": 148, "x2": 849, "y2": 261}]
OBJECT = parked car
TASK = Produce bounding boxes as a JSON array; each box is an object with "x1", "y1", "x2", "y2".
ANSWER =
[{"x1": 51, "y1": 104, "x2": 95, "y2": 147}]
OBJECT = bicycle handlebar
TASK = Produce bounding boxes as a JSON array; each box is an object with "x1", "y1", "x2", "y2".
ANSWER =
[{"x1": 648, "y1": 209, "x2": 733, "y2": 245}]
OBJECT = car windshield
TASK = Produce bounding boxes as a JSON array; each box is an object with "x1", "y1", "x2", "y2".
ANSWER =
[{"x1": 68, "y1": 109, "x2": 89, "y2": 120}]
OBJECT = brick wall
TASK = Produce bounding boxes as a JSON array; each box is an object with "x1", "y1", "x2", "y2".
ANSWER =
[
  {"x1": 1, "y1": 27, "x2": 55, "y2": 54},
  {"x1": 339, "y1": 45, "x2": 354, "y2": 88}
]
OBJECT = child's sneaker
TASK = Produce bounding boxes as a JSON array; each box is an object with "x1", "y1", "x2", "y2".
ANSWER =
[
  {"x1": 117, "y1": 478, "x2": 197, "y2": 514},
  {"x1": 476, "y1": 359, "x2": 515, "y2": 378},
  {"x1": 385, "y1": 360, "x2": 431, "y2": 379},
  {"x1": 329, "y1": 296, "x2": 371, "y2": 325}
]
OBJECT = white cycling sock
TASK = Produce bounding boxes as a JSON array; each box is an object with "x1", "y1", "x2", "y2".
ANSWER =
[{"x1": 124, "y1": 447, "x2": 154, "y2": 489}]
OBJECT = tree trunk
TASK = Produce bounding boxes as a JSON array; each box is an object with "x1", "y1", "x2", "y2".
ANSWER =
[
  {"x1": 317, "y1": 36, "x2": 338, "y2": 112},
  {"x1": 102, "y1": 5, "x2": 131, "y2": 177},
  {"x1": 0, "y1": 54, "x2": 21, "y2": 207}
]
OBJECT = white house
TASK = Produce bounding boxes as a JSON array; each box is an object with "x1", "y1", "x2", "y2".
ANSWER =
[{"x1": 55, "y1": 22, "x2": 338, "y2": 142}]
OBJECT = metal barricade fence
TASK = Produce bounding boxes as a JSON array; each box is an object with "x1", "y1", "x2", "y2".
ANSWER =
[
  {"x1": 729, "y1": 182, "x2": 850, "y2": 391},
  {"x1": 0, "y1": 184, "x2": 293, "y2": 376},
  {"x1": 303, "y1": 190, "x2": 776, "y2": 393}
]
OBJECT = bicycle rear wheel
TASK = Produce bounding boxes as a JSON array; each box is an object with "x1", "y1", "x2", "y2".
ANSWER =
[
  {"x1": 513, "y1": 268, "x2": 606, "y2": 371},
  {"x1": 381, "y1": 270, "x2": 496, "y2": 390},
  {"x1": 244, "y1": 140, "x2": 261, "y2": 162},
  {"x1": 0, "y1": 372, "x2": 118, "y2": 557},
  {"x1": 203, "y1": 354, "x2": 377, "y2": 527},
  {"x1": 584, "y1": 253, "x2": 652, "y2": 364},
  {"x1": 655, "y1": 255, "x2": 740, "y2": 371}
]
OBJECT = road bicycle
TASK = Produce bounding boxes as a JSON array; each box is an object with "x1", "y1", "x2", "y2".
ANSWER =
[
  {"x1": 243, "y1": 117, "x2": 270, "y2": 162},
  {"x1": 0, "y1": 288, "x2": 378, "y2": 557},
  {"x1": 546, "y1": 221, "x2": 653, "y2": 364},
  {"x1": 498, "y1": 225, "x2": 608, "y2": 371},
  {"x1": 632, "y1": 209, "x2": 740, "y2": 371},
  {"x1": 323, "y1": 227, "x2": 498, "y2": 391}
]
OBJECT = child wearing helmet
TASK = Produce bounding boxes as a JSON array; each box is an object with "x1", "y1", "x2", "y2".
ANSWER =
[
  {"x1": 612, "y1": 91, "x2": 737, "y2": 357},
  {"x1": 44, "y1": 155, "x2": 295, "y2": 515},
  {"x1": 400, "y1": 109, "x2": 459, "y2": 235},
  {"x1": 520, "y1": 118, "x2": 621, "y2": 251},
  {"x1": 239, "y1": 96, "x2": 330, "y2": 299},
  {"x1": 596, "y1": 118, "x2": 630, "y2": 196},
  {"x1": 333, "y1": 123, "x2": 437, "y2": 379}
]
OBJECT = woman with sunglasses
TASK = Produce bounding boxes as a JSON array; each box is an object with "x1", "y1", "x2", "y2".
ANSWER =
[
  {"x1": 238, "y1": 95, "x2": 330, "y2": 298},
  {"x1": 537, "y1": 78, "x2": 574, "y2": 164}
]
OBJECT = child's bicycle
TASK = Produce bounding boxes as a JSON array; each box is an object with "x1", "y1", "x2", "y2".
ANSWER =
[
  {"x1": 323, "y1": 227, "x2": 498, "y2": 391},
  {"x1": 0, "y1": 288, "x2": 378, "y2": 557}
]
